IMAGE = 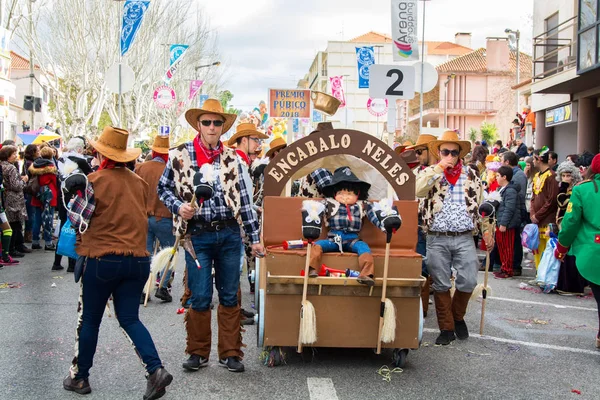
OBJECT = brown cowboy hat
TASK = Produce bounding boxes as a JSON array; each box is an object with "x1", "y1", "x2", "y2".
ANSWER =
[
  {"x1": 226, "y1": 122, "x2": 269, "y2": 147},
  {"x1": 394, "y1": 140, "x2": 414, "y2": 154},
  {"x1": 406, "y1": 134, "x2": 437, "y2": 150},
  {"x1": 151, "y1": 135, "x2": 170, "y2": 153},
  {"x1": 90, "y1": 126, "x2": 141, "y2": 163},
  {"x1": 428, "y1": 130, "x2": 472, "y2": 160},
  {"x1": 185, "y1": 98, "x2": 237, "y2": 134},
  {"x1": 265, "y1": 137, "x2": 287, "y2": 159}
]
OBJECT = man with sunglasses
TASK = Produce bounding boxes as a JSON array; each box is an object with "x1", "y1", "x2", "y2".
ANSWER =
[
  {"x1": 158, "y1": 99, "x2": 264, "y2": 373},
  {"x1": 416, "y1": 130, "x2": 483, "y2": 346}
]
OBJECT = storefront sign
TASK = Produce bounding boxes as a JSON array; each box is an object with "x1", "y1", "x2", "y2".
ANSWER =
[
  {"x1": 263, "y1": 128, "x2": 415, "y2": 199},
  {"x1": 391, "y1": 0, "x2": 419, "y2": 62},
  {"x1": 545, "y1": 103, "x2": 574, "y2": 127},
  {"x1": 269, "y1": 89, "x2": 311, "y2": 118}
]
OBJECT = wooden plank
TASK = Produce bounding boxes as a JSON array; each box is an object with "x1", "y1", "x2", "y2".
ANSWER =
[
  {"x1": 267, "y1": 274, "x2": 425, "y2": 287},
  {"x1": 267, "y1": 283, "x2": 420, "y2": 298}
]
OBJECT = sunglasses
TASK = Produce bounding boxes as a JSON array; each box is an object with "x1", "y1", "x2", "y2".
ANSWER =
[
  {"x1": 199, "y1": 120, "x2": 224, "y2": 127},
  {"x1": 249, "y1": 137, "x2": 263, "y2": 144},
  {"x1": 440, "y1": 149, "x2": 460, "y2": 157},
  {"x1": 415, "y1": 148, "x2": 427, "y2": 156}
]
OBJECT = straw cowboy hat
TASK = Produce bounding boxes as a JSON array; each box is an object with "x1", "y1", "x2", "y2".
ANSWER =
[
  {"x1": 151, "y1": 135, "x2": 170, "y2": 154},
  {"x1": 265, "y1": 137, "x2": 287, "y2": 159},
  {"x1": 428, "y1": 130, "x2": 472, "y2": 160},
  {"x1": 226, "y1": 122, "x2": 269, "y2": 147},
  {"x1": 185, "y1": 98, "x2": 237, "y2": 134},
  {"x1": 90, "y1": 126, "x2": 141, "y2": 163},
  {"x1": 406, "y1": 134, "x2": 437, "y2": 151}
]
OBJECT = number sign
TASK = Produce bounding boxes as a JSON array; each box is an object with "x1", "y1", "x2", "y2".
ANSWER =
[{"x1": 369, "y1": 65, "x2": 415, "y2": 100}]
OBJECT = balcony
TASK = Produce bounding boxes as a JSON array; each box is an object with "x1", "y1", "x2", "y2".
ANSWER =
[
  {"x1": 409, "y1": 100, "x2": 496, "y2": 122},
  {"x1": 532, "y1": 16, "x2": 579, "y2": 94}
]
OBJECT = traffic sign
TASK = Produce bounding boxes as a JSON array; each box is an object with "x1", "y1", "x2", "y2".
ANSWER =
[
  {"x1": 159, "y1": 126, "x2": 170, "y2": 136},
  {"x1": 106, "y1": 63, "x2": 135, "y2": 94},
  {"x1": 153, "y1": 85, "x2": 176, "y2": 109},
  {"x1": 369, "y1": 65, "x2": 416, "y2": 100}
]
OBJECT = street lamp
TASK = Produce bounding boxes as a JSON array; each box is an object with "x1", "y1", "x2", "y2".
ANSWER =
[
  {"x1": 505, "y1": 28, "x2": 521, "y2": 113},
  {"x1": 443, "y1": 74, "x2": 455, "y2": 129},
  {"x1": 195, "y1": 61, "x2": 221, "y2": 75}
]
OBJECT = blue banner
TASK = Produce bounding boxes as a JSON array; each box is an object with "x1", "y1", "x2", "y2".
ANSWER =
[
  {"x1": 312, "y1": 110, "x2": 323, "y2": 123},
  {"x1": 199, "y1": 94, "x2": 209, "y2": 108},
  {"x1": 170, "y1": 44, "x2": 189, "y2": 66},
  {"x1": 355, "y1": 46, "x2": 375, "y2": 89},
  {"x1": 292, "y1": 118, "x2": 299, "y2": 133},
  {"x1": 120, "y1": 1, "x2": 150, "y2": 57}
]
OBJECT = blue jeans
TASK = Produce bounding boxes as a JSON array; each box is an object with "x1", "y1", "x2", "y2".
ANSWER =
[
  {"x1": 146, "y1": 217, "x2": 175, "y2": 289},
  {"x1": 315, "y1": 230, "x2": 371, "y2": 256},
  {"x1": 417, "y1": 227, "x2": 428, "y2": 277},
  {"x1": 24, "y1": 194, "x2": 34, "y2": 233},
  {"x1": 186, "y1": 226, "x2": 241, "y2": 311},
  {"x1": 71, "y1": 255, "x2": 162, "y2": 379},
  {"x1": 32, "y1": 207, "x2": 42, "y2": 244}
]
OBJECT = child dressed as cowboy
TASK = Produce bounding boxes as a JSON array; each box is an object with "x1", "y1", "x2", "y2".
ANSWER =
[{"x1": 308, "y1": 166, "x2": 385, "y2": 286}]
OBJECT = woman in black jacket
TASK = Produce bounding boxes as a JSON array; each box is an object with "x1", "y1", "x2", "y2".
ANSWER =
[{"x1": 22, "y1": 144, "x2": 39, "y2": 244}]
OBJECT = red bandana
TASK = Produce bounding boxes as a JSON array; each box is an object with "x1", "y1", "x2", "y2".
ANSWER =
[
  {"x1": 98, "y1": 158, "x2": 125, "y2": 170},
  {"x1": 151, "y1": 151, "x2": 168, "y2": 163},
  {"x1": 444, "y1": 160, "x2": 463, "y2": 186},
  {"x1": 235, "y1": 149, "x2": 251, "y2": 167},
  {"x1": 193, "y1": 135, "x2": 223, "y2": 167}
]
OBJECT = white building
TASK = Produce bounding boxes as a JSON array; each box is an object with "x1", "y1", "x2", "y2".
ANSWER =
[
  {"x1": 302, "y1": 31, "x2": 472, "y2": 138},
  {"x1": 530, "y1": 0, "x2": 599, "y2": 155}
]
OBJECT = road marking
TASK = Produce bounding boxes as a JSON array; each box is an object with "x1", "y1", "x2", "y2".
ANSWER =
[
  {"x1": 307, "y1": 377, "x2": 339, "y2": 400},
  {"x1": 423, "y1": 328, "x2": 600, "y2": 356},
  {"x1": 487, "y1": 296, "x2": 598, "y2": 312}
]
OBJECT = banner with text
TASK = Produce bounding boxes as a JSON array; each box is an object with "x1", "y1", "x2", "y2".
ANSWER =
[
  {"x1": 329, "y1": 76, "x2": 346, "y2": 108},
  {"x1": 189, "y1": 80, "x2": 204, "y2": 100},
  {"x1": 268, "y1": 89, "x2": 311, "y2": 118},
  {"x1": 355, "y1": 47, "x2": 375, "y2": 88},
  {"x1": 391, "y1": 0, "x2": 419, "y2": 62},
  {"x1": 120, "y1": 1, "x2": 150, "y2": 57},
  {"x1": 164, "y1": 44, "x2": 189, "y2": 83}
]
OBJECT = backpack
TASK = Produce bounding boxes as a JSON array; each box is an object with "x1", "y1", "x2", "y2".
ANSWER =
[
  {"x1": 24, "y1": 175, "x2": 41, "y2": 196},
  {"x1": 521, "y1": 223, "x2": 540, "y2": 251}
]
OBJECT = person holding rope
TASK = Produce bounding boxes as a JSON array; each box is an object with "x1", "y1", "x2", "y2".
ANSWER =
[
  {"x1": 62, "y1": 127, "x2": 172, "y2": 400},
  {"x1": 135, "y1": 134, "x2": 176, "y2": 303},
  {"x1": 158, "y1": 99, "x2": 264, "y2": 373},
  {"x1": 416, "y1": 130, "x2": 484, "y2": 345}
]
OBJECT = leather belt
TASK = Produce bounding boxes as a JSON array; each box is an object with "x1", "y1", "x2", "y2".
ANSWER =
[
  {"x1": 428, "y1": 230, "x2": 471, "y2": 237},
  {"x1": 189, "y1": 219, "x2": 238, "y2": 234}
]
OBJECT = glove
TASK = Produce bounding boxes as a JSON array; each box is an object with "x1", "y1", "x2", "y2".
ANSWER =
[
  {"x1": 554, "y1": 241, "x2": 569, "y2": 262},
  {"x1": 64, "y1": 173, "x2": 87, "y2": 195}
]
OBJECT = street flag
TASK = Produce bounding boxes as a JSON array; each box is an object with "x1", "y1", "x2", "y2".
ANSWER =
[
  {"x1": 329, "y1": 76, "x2": 346, "y2": 108},
  {"x1": 189, "y1": 80, "x2": 204, "y2": 100},
  {"x1": 120, "y1": 0, "x2": 150, "y2": 57},
  {"x1": 355, "y1": 46, "x2": 375, "y2": 88},
  {"x1": 164, "y1": 44, "x2": 189, "y2": 83},
  {"x1": 391, "y1": 0, "x2": 420, "y2": 61}
]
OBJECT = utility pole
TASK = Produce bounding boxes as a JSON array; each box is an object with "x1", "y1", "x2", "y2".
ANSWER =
[
  {"x1": 28, "y1": 0, "x2": 34, "y2": 131},
  {"x1": 373, "y1": 45, "x2": 383, "y2": 137}
]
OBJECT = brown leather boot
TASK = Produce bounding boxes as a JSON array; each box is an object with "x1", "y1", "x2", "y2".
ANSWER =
[
  {"x1": 433, "y1": 290, "x2": 455, "y2": 345},
  {"x1": 357, "y1": 253, "x2": 375, "y2": 286},
  {"x1": 184, "y1": 308, "x2": 211, "y2": 359},
  {"x1": 452, "y1": 290, "x2": 472, "y2": 340},
  {"x1": 421, "y1": 277, "x2": 431, "y2": 318},
  {"x1": 217, "y1": 304, "x2": 244, "y2": 360}
]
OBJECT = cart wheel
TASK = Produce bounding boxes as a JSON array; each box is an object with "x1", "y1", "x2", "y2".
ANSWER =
[{"x1": 392, "y1": 348, "x2": 409, "y2": 368}]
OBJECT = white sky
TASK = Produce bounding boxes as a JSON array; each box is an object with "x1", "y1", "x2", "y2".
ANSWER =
[{"x1": 202, "y1": 0, "x2": 534, "y2": 110}]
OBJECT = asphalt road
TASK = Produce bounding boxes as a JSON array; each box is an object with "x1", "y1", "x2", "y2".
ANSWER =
[{"x1": 1, "y1": 249, "x2": 599, "y2": 400}]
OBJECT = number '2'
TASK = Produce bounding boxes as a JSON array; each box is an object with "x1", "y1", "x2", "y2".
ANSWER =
[{"x1": 386, "y1": 69, "x2": 404, "y2": 96}]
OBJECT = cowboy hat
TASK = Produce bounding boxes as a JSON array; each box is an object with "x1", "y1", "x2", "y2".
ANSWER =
[
  {"x1": 406, "y1": 134, "x2": 437, "y2": 150},
  {"x1": 226, "y1": 122, "x2": 269, "y2": 147},
  {"x1": 90, "y1": 126, "x2": 141, "y2": 163},
  {"x1": 322, "y1": 166, "x2": 371, "y2": 200},
  {"x1": 185, "y1": 98, "x2": 237, "y2": 134},
  {"x1": 265, "y1": 137, "x2": 287, "y2": 159},
  {"x1": 151, "y1": 135, "x2": 170, "y2": 154},
  {"x1": 394, "y1": 140, "x2": 414, "y2": 154},
  {"x1": 428, "y1": 130, "x2": 472, "y2": 160}
]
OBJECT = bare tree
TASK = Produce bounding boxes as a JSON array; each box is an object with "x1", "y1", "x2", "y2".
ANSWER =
[{"x1": 16, "y1": 0, "x2": 225, "y2": 138}]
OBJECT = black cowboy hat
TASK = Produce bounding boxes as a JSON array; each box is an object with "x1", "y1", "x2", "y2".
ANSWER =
[{"x1": 322, "y1": 166, "x2": 371, "y2": 200}]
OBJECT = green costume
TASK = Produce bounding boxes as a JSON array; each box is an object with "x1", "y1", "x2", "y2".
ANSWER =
[{"x1": 557, "y1": 175, "x2": 600, "y2": 285}]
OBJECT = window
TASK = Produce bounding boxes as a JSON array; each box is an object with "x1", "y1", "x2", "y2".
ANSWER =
[
  {"x1": 544, "y1": 13, "x2": 559, "y2": 76},
  {"x1": 578, "y1": 0, "x2": 600, "y2": 72}
]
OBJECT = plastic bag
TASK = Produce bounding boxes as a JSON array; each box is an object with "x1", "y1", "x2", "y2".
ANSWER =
[
  {"x1": 535, "y1": 237, "x2": 560, "y2": 293},
  {"x1": 57, "y1": 219, "x2": 78, "y2": 259},
  {"x1": 521, "y1": 224, "x2": 539, "y2": 251}
]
